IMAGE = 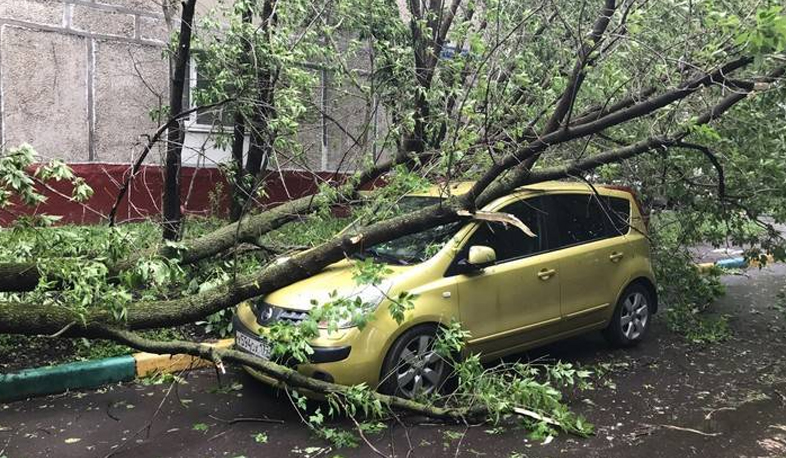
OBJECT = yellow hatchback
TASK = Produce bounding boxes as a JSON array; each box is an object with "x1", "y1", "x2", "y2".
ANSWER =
[{"x1": 234, "y1": 181, "x2": 657, "y2": 398}]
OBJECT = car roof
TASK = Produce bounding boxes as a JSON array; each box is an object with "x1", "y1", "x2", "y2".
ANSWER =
[{"x1": 408, "y1": 180, "x2": 623, "y2": 197}]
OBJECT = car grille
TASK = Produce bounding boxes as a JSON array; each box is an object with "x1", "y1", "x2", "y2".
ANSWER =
[
  {"x1": 277, "y1": 308, "x2": 309, "y2": 324},
  {"x1": 254, "y1": 301, "x2": 308, "y2": 325}
]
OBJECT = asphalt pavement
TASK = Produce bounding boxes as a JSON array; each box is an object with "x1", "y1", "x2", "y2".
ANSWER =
[{"x1": 2, "y1": 265, "x2": 786, "y2": 458}]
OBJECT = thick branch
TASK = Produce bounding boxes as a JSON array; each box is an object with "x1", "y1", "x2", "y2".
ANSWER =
[
  {"x1": 542, "y1": 0, "x2": 617, "y2": 134},
  {"x1": 569, "y1": 86, "x2": 658, "y2": 127},
  {"x1": 466, "y1": 56, "x2": 755, "y2": 202},
  {"x1": 676, "y1": 142, "x2": 726, "y2": 198},
  {"x1": 0, "y1": 198, "x2": 462, "y2": 332},
  {"x1": 479, "y1": 63, "x2": 786, "y2": 204},
  {"x1": 0, "y1": 157, "x2": 396, "y2": 293},
  {"x1": 100, "y1": 328, "x2": 486, "y2": 422}
]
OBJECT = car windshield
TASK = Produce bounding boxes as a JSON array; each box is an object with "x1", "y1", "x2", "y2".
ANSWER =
[{"x1": 353, "y1": 197, "x2": 463, "y2": 265}]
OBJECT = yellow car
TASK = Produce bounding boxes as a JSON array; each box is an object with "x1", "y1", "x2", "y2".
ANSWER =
[{"x1": 234, "y1": 181, "x2": 657, "y2": 398}]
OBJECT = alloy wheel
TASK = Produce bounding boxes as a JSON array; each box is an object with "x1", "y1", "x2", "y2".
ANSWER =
[
  {"x1": 394, "y1": 334, "x2": 445, "y2": 398},
  {"x1": 620, "y1": 291, "x2": 649, "y2": 340}
]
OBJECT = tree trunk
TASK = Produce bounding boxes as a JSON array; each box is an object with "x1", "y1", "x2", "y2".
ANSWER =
[
  {"x1": 163, "y1": 0, "x2": 197, "y2": 240},
  {"x1": 229, "y1": 6, "x2": 253, "y2": 222},
  {"x1": 229, "y1": 114, "x2": 247, "y2": 222},
  {"x1": 242, "y1": 0, "x2": 277, "y2": 206}
]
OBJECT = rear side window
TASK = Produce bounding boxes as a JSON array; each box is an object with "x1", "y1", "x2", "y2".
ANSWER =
[
  {"x1": 605, "y1": 196, "x2": 631, "y2": 236},
  {"x1": 549, "y1": 194, "x2": 630, "y2": 249}
]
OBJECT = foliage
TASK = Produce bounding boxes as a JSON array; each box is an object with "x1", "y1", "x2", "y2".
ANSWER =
[
  {"x1": 2, "y1": 0, "x2": 786, "y2": 450},
  {"x1": 286, "y1": 319, "x2": 593, "y2": 449},
  {"x1": 663, "y1": 300, "x2": 732, "y2": 344},
  {"x1": 440, "y1": 322, "x2": 594, "y2": 437},
  {"x1": 253, "y1": 432, "x2": 269, "y2": 444},
  {"x1": 0, "y1": 144, "x2": 93, "y2": 216},
  {"x1": 650, "y1": 213, "x2": 731, "y2": 343}
]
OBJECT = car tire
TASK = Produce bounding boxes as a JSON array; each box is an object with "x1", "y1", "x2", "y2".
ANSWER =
[
  {"x1": 603, "y1": 283, "x2": 653, "y2": 347},
  {"x1": 378, "y1": 324, "x2": 452, "y2": 399}
]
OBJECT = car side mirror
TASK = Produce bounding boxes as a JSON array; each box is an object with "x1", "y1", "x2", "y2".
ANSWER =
[{"x1": 467, "y1": 245, "x2": 496, "y2": 267}]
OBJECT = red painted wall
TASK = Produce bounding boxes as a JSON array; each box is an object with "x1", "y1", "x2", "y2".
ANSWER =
[{"x1": 0, "y1": 164, "x2": 344, "y2": 226}]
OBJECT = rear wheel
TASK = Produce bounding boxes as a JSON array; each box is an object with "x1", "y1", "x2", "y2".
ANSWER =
[
  {"x1": 603, "y1": 283, "x2": 652, "y2": 347},
  {"x1": 379, "y1": 325, "x2": 449, "y2": 399}
]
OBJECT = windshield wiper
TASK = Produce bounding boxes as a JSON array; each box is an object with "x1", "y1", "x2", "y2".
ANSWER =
[
  {"x1": 349, "y1": 250, "x2": 369, "y2": 260},
  {"x1": 367, "y1": 248, "x2": 409, "y2": 266}
]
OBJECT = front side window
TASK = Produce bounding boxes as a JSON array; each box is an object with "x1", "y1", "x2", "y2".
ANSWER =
[{"x1": 447, "y1": 196, "x2": 548, "y2": 274}]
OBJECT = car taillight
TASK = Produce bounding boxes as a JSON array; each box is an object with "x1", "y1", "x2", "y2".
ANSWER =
[{"x1": 605, "y1": 185, "x2": 649, "y2": 230}]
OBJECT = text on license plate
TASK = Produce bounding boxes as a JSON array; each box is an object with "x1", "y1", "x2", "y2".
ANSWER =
[{"x1": 236, "y1": 331, "x2": 271, "y2": 359}]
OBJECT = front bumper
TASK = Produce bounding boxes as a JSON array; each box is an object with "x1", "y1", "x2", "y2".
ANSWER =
[
  {"x1": 231, "y1": 310, "x2": 386, "y2": 388},
  {"x1": 232, "y1": 316, "x2": 351, "y2": 365}
]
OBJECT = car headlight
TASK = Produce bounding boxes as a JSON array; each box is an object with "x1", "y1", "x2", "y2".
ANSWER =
[{"x1": 319, "y1": 281, "x2": 393, "y2": 329}]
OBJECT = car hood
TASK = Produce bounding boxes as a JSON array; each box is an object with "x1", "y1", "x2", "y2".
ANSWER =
[{"x1": 263, "y1": 258, "x2": 413, "y2": 311}]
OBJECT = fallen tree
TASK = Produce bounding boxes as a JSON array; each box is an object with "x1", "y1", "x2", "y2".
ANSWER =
[{"x1": 1, "y1": 0, "x2": 786, "y2": 436}]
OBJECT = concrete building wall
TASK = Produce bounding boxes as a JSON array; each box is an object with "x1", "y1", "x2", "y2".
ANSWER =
[
  {"x1": 0, "y1": 0, "x2": 393, "y2": 173},
  {"x1": 0, "y1": 0, "x2": 170, "y2": 165}
]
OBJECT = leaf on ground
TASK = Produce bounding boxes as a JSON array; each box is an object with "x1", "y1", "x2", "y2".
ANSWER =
[
  {"x1": 192, "y1": 422, "x2": 209, "y2": 432},
  {"x1": 253, "y1": 432, "x2": 269, "y2": 444},
  {"x1": 64, "y1": 437, "x2": 81, "y2": 444}
]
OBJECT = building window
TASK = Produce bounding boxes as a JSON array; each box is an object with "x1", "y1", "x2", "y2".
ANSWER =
[{"x1": 185, "y1": 57, "x2": 232, "y2": 129}]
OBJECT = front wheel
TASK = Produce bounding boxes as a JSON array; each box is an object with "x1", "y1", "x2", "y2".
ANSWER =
[
  {"x1": 603, "y1": 284, "x2": 652, "y2": 347},
  {"x1": 378, "y1": 325, "x2": 450, "y2": 399}
]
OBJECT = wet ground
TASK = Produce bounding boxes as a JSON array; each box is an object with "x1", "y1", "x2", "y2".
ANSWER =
[{"x1": 2, "y1": 265, "x2": 786, "y2": 458}]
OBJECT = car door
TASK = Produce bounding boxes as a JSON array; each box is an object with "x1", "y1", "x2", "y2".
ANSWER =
[
  {"x1": 448, "y1": 196, "x2": 563, "y2": 358},
  {"x1": 547, "y1": 193, "x2": 633, "y2": 328}
]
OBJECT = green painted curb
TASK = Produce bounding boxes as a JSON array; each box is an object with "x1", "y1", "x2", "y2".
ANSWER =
[{"x1": 0, "y1": 355, "x2": 136, "y2": 402}]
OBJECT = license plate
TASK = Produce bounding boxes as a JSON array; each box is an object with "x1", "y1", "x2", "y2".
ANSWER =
[{"x1": 236, "y1": 330, "x2": 271, "y2": 359}]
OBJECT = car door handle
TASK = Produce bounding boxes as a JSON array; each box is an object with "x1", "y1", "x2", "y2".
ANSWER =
[
  {"x1": 537, "y1": 268, "x2": 556, "y2": 280},
  {"x1": 609, "y1": 252, "x2": 625, "y2": 262}
]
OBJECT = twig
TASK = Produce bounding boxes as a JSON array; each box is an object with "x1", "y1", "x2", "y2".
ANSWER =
[
  {"x1": 349, "y1": 413, "x2": 390, "y2": 458},
  {"x1": 454, "y1": 424, "x2": 470, "y2": 458},
  {"x1": 108, "y1": 98, "x2": 232, "y2": 226},
  {"x1": 0, "y1": 433, "x2": 12, "y2": 456},
  {"x1": 657, "y1": 424, "x2": 721, "y2": 437},
  {"x1": 105, "y1": 402, "x2": 121, "y2": 422},
  {"x1": 208, "y1": 414, "x2": 284, "y2": 425},
  {"x1": 391, "y1": 411, "x2": 414, "y2": 458},
  {"x1": 207, "y1": 430, "x2": 228, "y2": 442},
  {"x1": 704, "y1": 407, "x2": 736, "y2": 420},
  {"x1": 48, "y1": 321, "x2": 76, "y2": 338},
  {"x1": 104, "y1": 371, "x2": 183, "y2": 458},
  {"x1": 512, "y1": 407, "x2": 562, "y2": 427}
]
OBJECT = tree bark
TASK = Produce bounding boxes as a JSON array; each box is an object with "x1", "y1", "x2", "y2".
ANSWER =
[
  {"x1": 229, "y1": 6, "x2": 253, "y2": 222},
  {"x1": 100, "y1": 327, "x2": 489, "y2": 422},
  {"x1": 162, "y1": 0, "x2": 197, "y2": 241},
  {"x1": 243, "y1": 0, "x2": 277, "y2": 195},
  {"x1": 230, "y1": 113, "x2": 247, "y2": 221}
]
